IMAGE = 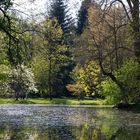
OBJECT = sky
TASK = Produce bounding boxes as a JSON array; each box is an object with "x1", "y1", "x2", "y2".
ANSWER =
[{"x1": 12, "y1": 0, "x2": 82, "y2": 21}]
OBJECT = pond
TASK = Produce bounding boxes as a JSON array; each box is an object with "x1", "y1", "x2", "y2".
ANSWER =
[{"x1": 0, "y1": 105, "x2": 139, "y2": 140}]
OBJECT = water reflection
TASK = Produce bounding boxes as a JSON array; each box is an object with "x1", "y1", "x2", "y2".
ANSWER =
[{"x1": 0, "y1": 105, "x2": 139, "y2": 140}]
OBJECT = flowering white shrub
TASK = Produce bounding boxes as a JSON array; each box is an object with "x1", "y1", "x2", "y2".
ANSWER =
[{"x1": 9, "y1": 64, "x2": 38, "y2": 99}]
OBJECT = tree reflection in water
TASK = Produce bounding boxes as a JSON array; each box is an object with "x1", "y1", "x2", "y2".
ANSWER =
[{"x1": 0, "y1": 106, "x2": 139, "y2": 140}]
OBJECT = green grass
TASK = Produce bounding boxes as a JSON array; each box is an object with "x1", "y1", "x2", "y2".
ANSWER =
[{"x1": 0, "y1": 98, "x2": 107, "y2": 105}]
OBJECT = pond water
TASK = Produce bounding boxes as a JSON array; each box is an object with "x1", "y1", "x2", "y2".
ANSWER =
[{"x1": 0, "y1": 105, "x2": 139, "y2": 140}]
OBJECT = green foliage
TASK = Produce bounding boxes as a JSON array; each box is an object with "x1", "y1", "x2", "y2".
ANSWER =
[
  {"x1": 31, "y1": 56, "x2": 60, "y2": 97},
  {"x1": 116, "y1": 59, "x2": 140, "y2": 102},
  {"x1": 69, "y1": 61, "x2": 101, "y2": 97},
  {"x1": 0, "y1": 64, "x2": 10, "y2": 97},
  {"x1": 101, "y1": 79, "x2": 121, "y2": 104},
  {"x1": 0, "y1": 0, "x2": 13, "y2": 34},
  {"x1": 7, "y1": 19, "x2": 33, "y2": 65},
  {"x1": 101, "y1": 59, "x2": 140, "y2": 104},
  {"x1": 77, "y1": 0, "x2": 91, "y2": 35},
  {"x1": 0, "y1": 32, "x2": 10, "y2": 65},
  {"x1": 49, "y1": 1, "x2": 75, "y2": 96},
  {"x1": 31, "y1": 19, "x2": 70, "y2": 97},
  {"x1": 31, "y1": 56, "x2": 49, "y2": 96},
  {"x1": 0, "y1": 6, "x2": 33, "y2": 66},
  {"x1": 0, "y1": 0, "x2": 139, "y2": 105},
  {"x1": 49, "y1": 0, "x2": 75, "y2": 34}
]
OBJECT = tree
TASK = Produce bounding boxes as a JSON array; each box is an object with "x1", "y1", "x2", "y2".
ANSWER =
[
  {"x1": 49, "y1": 0, "x2": 76, "y2": 96},
  {"x1": 4, "y1": 19, "x2": 33, "y2": 66},
  {"x1": 67, "y1": 61, "x2": 102, "y2": 99},
  {"x1": 0, "y1": 0, "x2": 13, "y2": 36},
  {"x1": 32, "y1": 19, "x2": 69, "y2": 98},
  {"x1": 99, "y1": 0, "x2": 140, "y2": 63},
  {"x1": 9, "y1": 64, "x2": 37, "y2": 100},
  {"x1": 49, "y1": 0, "x2": 75, "y2": 34},
  {"x1": 31, "y1": 56, "x2": 50, "y2": 97},
  {"x1": 101, "y1": 59, "x2": 140, "y2": 104},
  {"x1": 77, "y1": 0, "x2": 91, "y2": 35},
  {"x1": 84, "y1": 0, "x2": 140, "y2": 103},
  {"x1": 74, "y1": 3, "x2": 133, "y2": 103},
  {"x1": 89, "y1": 4, "x2": 131, "y2": 103}
]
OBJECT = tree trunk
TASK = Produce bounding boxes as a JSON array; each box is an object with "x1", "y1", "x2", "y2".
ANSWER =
[
  {"x1": 99, "y1": 59, "x2": 129, "y2": 104},
  {"x1": 48, "y1": 57, "x2": 52, "y2": 100},
  {"x1": 15, "y1": 92, "x2": 19, "y2": 100}
]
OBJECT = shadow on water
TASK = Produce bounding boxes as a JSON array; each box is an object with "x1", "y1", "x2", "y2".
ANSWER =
[{"x1": 0, "y1": 105, "x2": 139, "y2": 140}]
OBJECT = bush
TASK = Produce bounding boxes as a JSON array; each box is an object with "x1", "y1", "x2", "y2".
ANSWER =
[
  {"x1": 0, "y1": 64, "x2": 10, "y2": 97},
  {"x1": 9, "y1": 64, "x2": 37, "y2": 99},
  {"x1": 101, "y1": 59, "x2": 140, "y2": 104},
  {"x1": 70, "y1": 61, "x2": 101, "y2": 97},
  {"x1": 66, "y1": 83, "x2": 85, "y2": 99},
  {"x1": 101, "y1": 79, "x2": 121, "y2": 104}
]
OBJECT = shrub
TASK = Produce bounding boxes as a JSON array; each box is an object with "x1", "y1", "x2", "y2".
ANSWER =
[
  {"x1": 70, "y1": 61, "x2": 101, "y2": 97},
  {"x1": 9, "y1": 64, "x2": 37, "y2": 99},
  {"x1": 101, "y1": 59, "x2": 140, "y2": 104}
]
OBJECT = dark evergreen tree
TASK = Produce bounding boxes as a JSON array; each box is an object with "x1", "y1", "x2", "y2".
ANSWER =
[
  {"x1": 77, "y1": 0, "x2": 92, "y2": 35},
  {"x1": 49, "y1": 0, "x2": 75, "y2": 34}
]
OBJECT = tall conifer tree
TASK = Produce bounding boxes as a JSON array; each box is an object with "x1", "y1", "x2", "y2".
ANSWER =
[
  {"x1": 49, "y1": 0, "x2": 75, "y2": 96},
  {"x1": 77, "y1": 0, "x2": 92, "y2": 35},
  {"x1": 50, "y1": 0, "x2": 75, "y2": 34}
]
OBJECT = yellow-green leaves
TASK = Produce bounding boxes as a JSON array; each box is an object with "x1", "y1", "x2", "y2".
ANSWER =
[
  {"x1": 38, "y1": 19, "x2": 62, "y2": 42},
  {"x1": 70, "y1": 61, "x2": 101, "y2": 96},
  {"x1": 101, "y1": 59, "x2": 140, "y2": 104}
]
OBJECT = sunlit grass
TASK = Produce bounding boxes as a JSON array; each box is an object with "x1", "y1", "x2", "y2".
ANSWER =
[{"x1": 0, "y1": 98, "x2": 107, "y2": 105}]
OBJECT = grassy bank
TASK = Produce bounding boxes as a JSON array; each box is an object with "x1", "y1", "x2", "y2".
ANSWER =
[{"x1": 0, "y1": 98, "x2": 107, "y2": 105}]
